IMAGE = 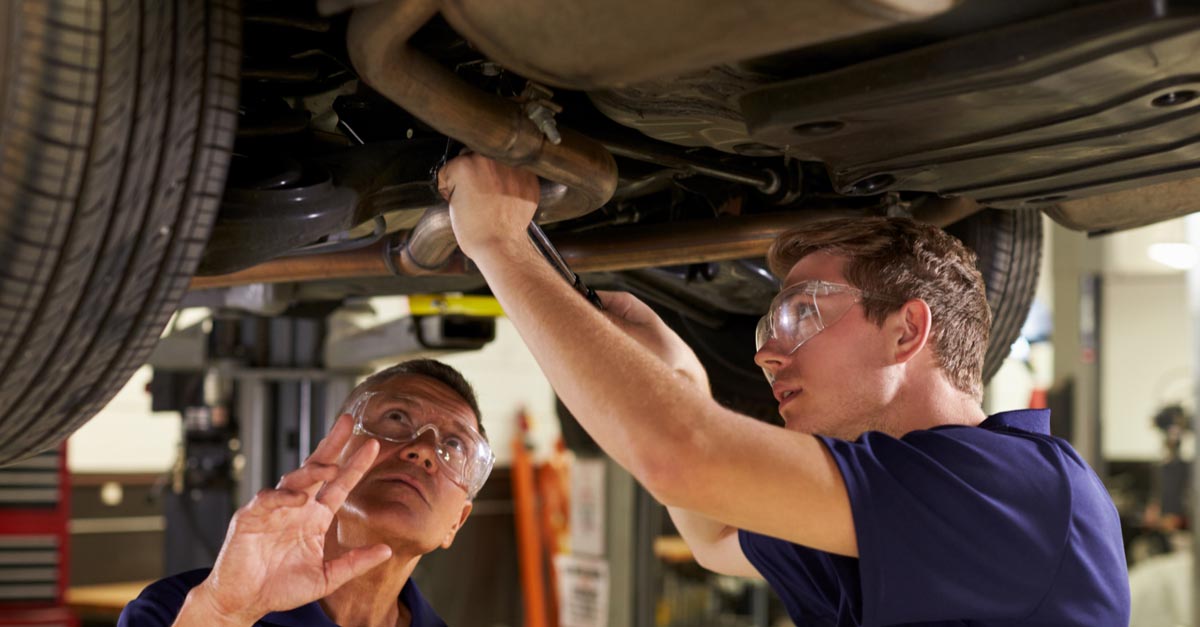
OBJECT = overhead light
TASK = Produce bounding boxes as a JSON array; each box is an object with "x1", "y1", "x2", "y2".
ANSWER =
[{"x1": 1148, "y1": 242, "x2": 1199, "y2": 270}]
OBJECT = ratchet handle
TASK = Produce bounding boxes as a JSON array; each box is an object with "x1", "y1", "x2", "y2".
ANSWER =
[
  {"x1": 575, "y1": 279, "x2": 604, "y2": 310},
  {"x1": 527, "y1": 223, "x2": 605, "y2": 311}
]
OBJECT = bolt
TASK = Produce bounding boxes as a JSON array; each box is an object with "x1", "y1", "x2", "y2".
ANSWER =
[
  {"x1": 847, "y1": 173, "x2": 896, "y2": 195},
  {"x1": 1152, "y1": 90, "x2": 1198, "y2": 108},
  {"x1": 526, "y1": 104, "x2": 562, "y2": 145},
  {"x1": 521, "y1": 82, "x2": 563, "y2": 145}
]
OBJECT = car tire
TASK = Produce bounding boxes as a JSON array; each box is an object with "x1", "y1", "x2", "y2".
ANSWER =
[
  {"x1": 947, "y1": 208, "x2": 1044, "y2": 384},
  {"x1": 0, "y1": 0, "x2": 240, "y2": 463}
]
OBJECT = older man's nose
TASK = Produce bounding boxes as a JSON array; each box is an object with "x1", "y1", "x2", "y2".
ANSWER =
[{"x1": 403, "y1": 431, "x2": 440, "y2": 472}]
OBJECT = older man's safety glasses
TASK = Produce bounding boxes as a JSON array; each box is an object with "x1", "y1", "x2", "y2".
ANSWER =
[
  {"x1": 755, "y1": 280, "x2": 897, "y2": 357},
  {"x1": 350, "y1": 391, "x2": 495, "y2": 498}
]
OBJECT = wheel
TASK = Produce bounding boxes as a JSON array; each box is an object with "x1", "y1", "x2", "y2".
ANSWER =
[
  {"x1": 659, "y1": 208, "x2": 1044, "y2": 424},
  {"x1": 0, "y1": 0, "x2": 240, "y2": 463},
  {"x1": 946, "y1": 208, "x2": 1043, "y2": 384}
]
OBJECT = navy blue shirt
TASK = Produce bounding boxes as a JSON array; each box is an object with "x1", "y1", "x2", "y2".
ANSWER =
[
  {"x1": 739, "y1": 409, "x2": 1129, "y2": 626},
  {"x1": 118, "y1": 568, "x2": 446, "y2": 627}
]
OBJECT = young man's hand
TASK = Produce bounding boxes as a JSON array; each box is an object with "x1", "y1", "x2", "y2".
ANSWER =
[
  {"x1": 437, "y1": 153, "x2": 540, "y2": 259},
  {"x1": 178, "y1": 415, "x2": 391, "y2": 626},
  {"x1": 599, "y1": 291, "x2": 710, "y2": 391},
  {"x1": 436, "y1": 154, "x2": 709, "y2": 391}
]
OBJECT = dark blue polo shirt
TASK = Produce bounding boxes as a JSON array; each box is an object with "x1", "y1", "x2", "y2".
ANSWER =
[
  {"x1": 738, "y1": 409, "x2": 1129, "y2": 626},
  {"x1": 118, "y1": 568, "x2": 446, "y2": 627}
]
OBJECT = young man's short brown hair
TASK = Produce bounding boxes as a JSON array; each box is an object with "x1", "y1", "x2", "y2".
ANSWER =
[{"x1": 767, "y1": 216, "x2": 990, "y2": 398}]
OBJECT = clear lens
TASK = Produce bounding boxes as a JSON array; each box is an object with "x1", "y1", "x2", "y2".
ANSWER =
[
  {"x1": 351, "y1": 391, "x2": 495, "y2": 497},
  {"x1": 755, "y1": 281, "x2": 863, "y2": 356},
  {"x1": 755, "y1": 315, "x2": 771, "y2": 351}
]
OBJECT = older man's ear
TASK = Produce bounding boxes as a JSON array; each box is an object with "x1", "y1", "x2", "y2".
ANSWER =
[{"x1": 440, "y1": 502, "x2": 473, "y2": 549}]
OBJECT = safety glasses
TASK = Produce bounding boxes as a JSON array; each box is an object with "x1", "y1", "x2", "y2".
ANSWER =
[
  {"x1": 755, "y1": 280, "x2": 896, "y2": 357},
  {"x1": 350, "y1": 391, "x2": 495, "y2": 498}
]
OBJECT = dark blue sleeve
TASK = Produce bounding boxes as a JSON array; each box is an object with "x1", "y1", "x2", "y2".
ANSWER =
[
  {"x1": 737, "y1": 528, "x2": 862, "y2": 624},
  {"x1": 117, "y1": 569, "x2": 212, "y2": 627},
  {"x1": 820, "y1": 428, "x2": 1072, "y2": 625}
]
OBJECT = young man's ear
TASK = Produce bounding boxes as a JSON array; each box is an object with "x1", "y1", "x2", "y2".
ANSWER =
[
  {"x1": 440, "y1": 502, "x2": 474, "y2": 549},
  {"x1": 888, "y1": 299, "x2": 932, "y2": 365}
]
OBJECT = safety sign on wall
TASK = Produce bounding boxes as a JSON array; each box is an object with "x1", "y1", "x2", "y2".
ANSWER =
[{"x1": 555, "y1": 554, "x2": 609, "y2": 627}]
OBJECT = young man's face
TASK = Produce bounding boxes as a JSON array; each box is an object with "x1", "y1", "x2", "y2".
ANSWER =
[
  {"x1": 334, "y1": 374, "x2": 479, "y2": 554},
  {"x1": 753, "y1": 252, "x2": 897, "y2": 440}
]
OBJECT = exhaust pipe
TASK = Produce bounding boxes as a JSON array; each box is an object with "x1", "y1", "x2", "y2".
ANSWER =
[
  {"x1": 346, "y1": 0, "x2": 617, "y2": 219},
  {"x1": 188, "y1": 194, "x2": 980, "y2": 290},
  {"x1": 345, "y1": 0, "x2": 617, "y2": 270},
  {"x1": 390, "y1": 182, "x2": 568, "y2": 274},
  {"x1": 190, "y1": 210, "x2": 872, "y2": 290}
]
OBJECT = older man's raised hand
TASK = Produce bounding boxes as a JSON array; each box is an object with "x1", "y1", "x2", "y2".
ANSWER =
[{"x1": 176, "y1": 415, "x2": 393, "y2": 627}]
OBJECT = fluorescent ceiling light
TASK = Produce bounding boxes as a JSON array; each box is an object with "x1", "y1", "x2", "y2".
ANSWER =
[{"x1": 1148, "y1": 242, "x2": 1199, "y2": 270}]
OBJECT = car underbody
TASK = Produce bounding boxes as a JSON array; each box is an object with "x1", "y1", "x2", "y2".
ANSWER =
[{"x1": 2, "y1": 0, "x2": 1199, "y2": 459}]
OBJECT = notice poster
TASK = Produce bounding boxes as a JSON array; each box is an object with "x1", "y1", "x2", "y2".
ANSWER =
[
  {"x1": 555, "y1": 554, "x2": 609, "y2": 627},
  {"x1": 569, "y1": 457, "x2": 606, "y2": 556}
]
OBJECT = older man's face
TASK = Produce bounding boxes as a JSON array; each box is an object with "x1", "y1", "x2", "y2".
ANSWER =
[{"x1": 334, "y1": 374, "x2": 479, "y2": 554}]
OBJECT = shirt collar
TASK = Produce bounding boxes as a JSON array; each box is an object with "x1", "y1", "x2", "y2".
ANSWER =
[
  {"x1": 980, "y1": 408, "x2": 1051, "y2": 434},
  {"x1": 400, "y1": 578, "x2": 444, "y2": 626},
  {"x1": 262, "y1": 578, "x2": 445, "y2": 627}
]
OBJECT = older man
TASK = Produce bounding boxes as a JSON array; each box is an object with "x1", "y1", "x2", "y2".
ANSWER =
[
  {"x1": 118, "y1": 359, "x2": 493, "y2": 627},
  {"x1": 438, "y1": 154, "x2": 1129, "y2": 626}
]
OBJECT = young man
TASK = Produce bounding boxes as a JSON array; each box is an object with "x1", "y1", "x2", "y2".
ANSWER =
[
  {"x1": 439, "y1": 154, "x2": 1129, "y2": 625},
  {"x1": 119, "y1": 359, "x2": 493, "y2": 627}
]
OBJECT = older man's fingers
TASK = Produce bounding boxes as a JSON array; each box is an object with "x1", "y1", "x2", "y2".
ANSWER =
[
  {"x1": 322, "y1": 543, "x2": 393, "y2": 594},
  {"x1": 316, "y1": 438, "x2": 379, "y2": 511},
  {"x1": 277, "y1": 462, "x2": 339, "y2": 493},
  {"x1": 304, "y1": 414, "x2": 353, "y2": 466},
  {"x1": 253, "y1": 488, "x2": 307, "y2": 511}
]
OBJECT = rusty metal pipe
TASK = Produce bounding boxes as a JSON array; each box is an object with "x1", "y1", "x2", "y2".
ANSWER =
[
  {"x1": 394, "y1": 181, "x2": 569, "y2": 273},
  {"x1": 559, "y1": 211, "x2": 868, "y2": 272},
  {"x1": 346, "y1": 0, "x2": 617, "y2": 223},
  {"x1": 188, "y1": 199, "x2": 981, "y2": 290},
  {"x1": 394, "y1": 206, "x2": 458, "y2": 273},
  {"x1": 189, "y1": 210, "x2": 871, "y2": 290}
]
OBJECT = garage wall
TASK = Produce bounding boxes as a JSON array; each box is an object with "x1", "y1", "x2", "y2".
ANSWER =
[
  {"x1": 67, "y1": 365, "x2": 181, "y2": 473},
  {"x1": 421, "y1": 317, "x2": 560, "y2": 466},
  {"x1": 1100, "y1": 273, "x2": 1193, "y2": 461},
  {"x1": 68, "y1": 313, "x2": 562, "y2": 473}
]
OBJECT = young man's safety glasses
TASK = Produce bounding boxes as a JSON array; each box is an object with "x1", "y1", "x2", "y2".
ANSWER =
[
  {"x1": 755, "y1": 280, "x2": 898, "y2": 356},
  {"x1": 350, "y1": 391, "x2": 495, "y2": 498}
]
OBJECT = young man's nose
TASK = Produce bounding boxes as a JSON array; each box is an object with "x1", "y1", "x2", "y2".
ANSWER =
[{"x1": 754, "y1": 340, "x2": 789, "y2": 375}]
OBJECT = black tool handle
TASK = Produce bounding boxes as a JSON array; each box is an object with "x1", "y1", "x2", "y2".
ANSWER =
[{"x1": 527, "y1": 223, "x2": 605, "y2": 311}]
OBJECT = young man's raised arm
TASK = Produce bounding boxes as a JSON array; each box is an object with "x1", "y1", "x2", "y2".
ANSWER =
[
  {"x1": 440, "y1": 155, "x2": 857, "y2": 557},
  {"x1": 667, "y1": 507, "x2": 762, "y2": 578}
]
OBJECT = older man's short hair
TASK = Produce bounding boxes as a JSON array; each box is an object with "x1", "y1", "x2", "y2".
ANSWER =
[{"x1": 343, "y1": 359, "x2": 486, "y2": 439}]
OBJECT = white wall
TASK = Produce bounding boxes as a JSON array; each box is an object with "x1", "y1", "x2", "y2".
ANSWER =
[
  {"x1": 68, "y1": 304, "x2": 561, "y2": 472},
  {"x1": 435, "y1": 318, "x2": 560, "y2": 466},
  {"x1": 67, "y1": 365, "x2": 182, "y2": 473},
  {"x1": 357, "y1": 297, "x2": 562, "y2": 465},
  {"x1": 1100, "y1": 273, "x2": 1193, "y2": 461}
]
